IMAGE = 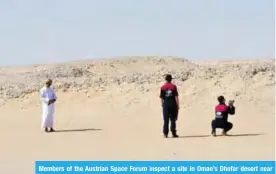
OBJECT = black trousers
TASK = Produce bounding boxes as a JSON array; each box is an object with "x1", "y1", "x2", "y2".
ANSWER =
[
  {"x1": 162, "y1": 104, "x2": 178, "y2": 135},
  {"x1": 211, "y1": 119, "x2": 233, "y2": 133}
]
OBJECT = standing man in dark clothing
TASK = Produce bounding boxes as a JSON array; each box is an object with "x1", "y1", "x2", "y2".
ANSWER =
[
  {"x1": 211, "y1": 95, "x2": 235, "y2": 136},
  {"x1": 160, "y1": 74, "x2": 180, "y2": 138}
]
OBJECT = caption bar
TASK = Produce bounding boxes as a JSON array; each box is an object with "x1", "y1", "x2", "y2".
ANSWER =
[{"x1": 36, "y1": 161, "x2": 275, "y2": 173}]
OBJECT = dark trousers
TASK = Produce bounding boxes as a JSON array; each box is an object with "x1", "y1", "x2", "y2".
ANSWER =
[
  {"x1": 162, "y1": 104, "x2": 178, "y2": 135},
  {"x1": 211, "y1": 119, "x2": 233, "y2": 133}
]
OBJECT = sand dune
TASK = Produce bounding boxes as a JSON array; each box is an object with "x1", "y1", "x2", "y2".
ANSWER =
[{"x1": 0, "y1": 56, "x2": 275, "y2": 174}]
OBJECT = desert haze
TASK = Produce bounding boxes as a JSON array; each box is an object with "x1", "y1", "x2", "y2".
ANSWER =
[{"x1": 0, "y1": 56, "x2": 275, "y2": 174}]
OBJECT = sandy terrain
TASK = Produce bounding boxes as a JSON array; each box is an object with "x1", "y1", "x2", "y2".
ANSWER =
[{"x1": 0, "y1": 57, "x2": 275, "y2": 174}]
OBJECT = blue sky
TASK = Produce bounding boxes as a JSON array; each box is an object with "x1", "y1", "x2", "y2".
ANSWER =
[{"x1": 0, "y1": 0, "x2": 274, "y2": 66}]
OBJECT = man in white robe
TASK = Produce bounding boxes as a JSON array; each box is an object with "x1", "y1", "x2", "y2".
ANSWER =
[{"x1": 40, "y1": 79, "x2": 57, "y2": 132}]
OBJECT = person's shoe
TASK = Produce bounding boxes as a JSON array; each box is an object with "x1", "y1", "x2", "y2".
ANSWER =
[
  {"x1": 49, "y1": 128, "x2": 55, "y2": 132},
  {"x1": 164, "y1": 134, "x2": 168, "y2": 138},
  {"x1": 172, "y1": 134, "x2": 179, "y2": 138},
  {"x1": 44, "y1": 128, "x2": 49, "y2": 132},
  {"x1": 222, "y1": 131, "x2": 227, "y2": 136},
  {"x1": 211, "y1": 131, "x2": 216, "y2": 137}
]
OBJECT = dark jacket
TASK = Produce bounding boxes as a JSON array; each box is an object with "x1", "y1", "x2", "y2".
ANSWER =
[
  {"x1": 160, "y1": 82, "x2": 178, "y2": 106},
  {"x1": 215, "y1": 104, "x2": 235, "y2": 123}
]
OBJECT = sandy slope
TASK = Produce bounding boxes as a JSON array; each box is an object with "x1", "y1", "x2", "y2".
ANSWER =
[{"x1": 0, "y1": 57, "x2": 275, "y2": 174}]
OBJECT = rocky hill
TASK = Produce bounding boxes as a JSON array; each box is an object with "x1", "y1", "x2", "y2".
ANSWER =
[{"x1": 0, "y1": 57, "x2": 274, "y2": 100}]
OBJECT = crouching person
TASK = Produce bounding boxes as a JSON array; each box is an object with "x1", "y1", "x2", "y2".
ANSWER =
[{"x1": 211, "y1": 95, "x2": 235, "y2": 136}]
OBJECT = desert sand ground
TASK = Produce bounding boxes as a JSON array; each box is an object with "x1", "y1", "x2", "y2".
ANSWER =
[{"x1": 0, "y1": 57, "x2": 275, "y2": 174}]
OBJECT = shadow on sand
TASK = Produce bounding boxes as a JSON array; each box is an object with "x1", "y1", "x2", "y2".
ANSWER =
[
  {"x1": 177, "y1": 135, "x2": 210, "y2": 138},
  {"x1": 213, "y1": 133, "x2": 263, "y2": 137},
  {"x1": 53, "y1": 128, "x2": 102, "y2": 133},
  {"x1": 225, "y1": 133, "x2": 263, "y2": 137},
  {"x1": 172, "y1": 133, "x2": 263, "y2": 138}
]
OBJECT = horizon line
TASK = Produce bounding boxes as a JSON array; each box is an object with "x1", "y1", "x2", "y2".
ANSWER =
[{"x1": 0, "y1": 56, "x2": 274, "y2": 68}]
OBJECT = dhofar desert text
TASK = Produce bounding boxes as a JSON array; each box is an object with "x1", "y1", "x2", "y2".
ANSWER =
[{"x1": 38, "y1": 164, "x2": 274, "y2": 173}]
